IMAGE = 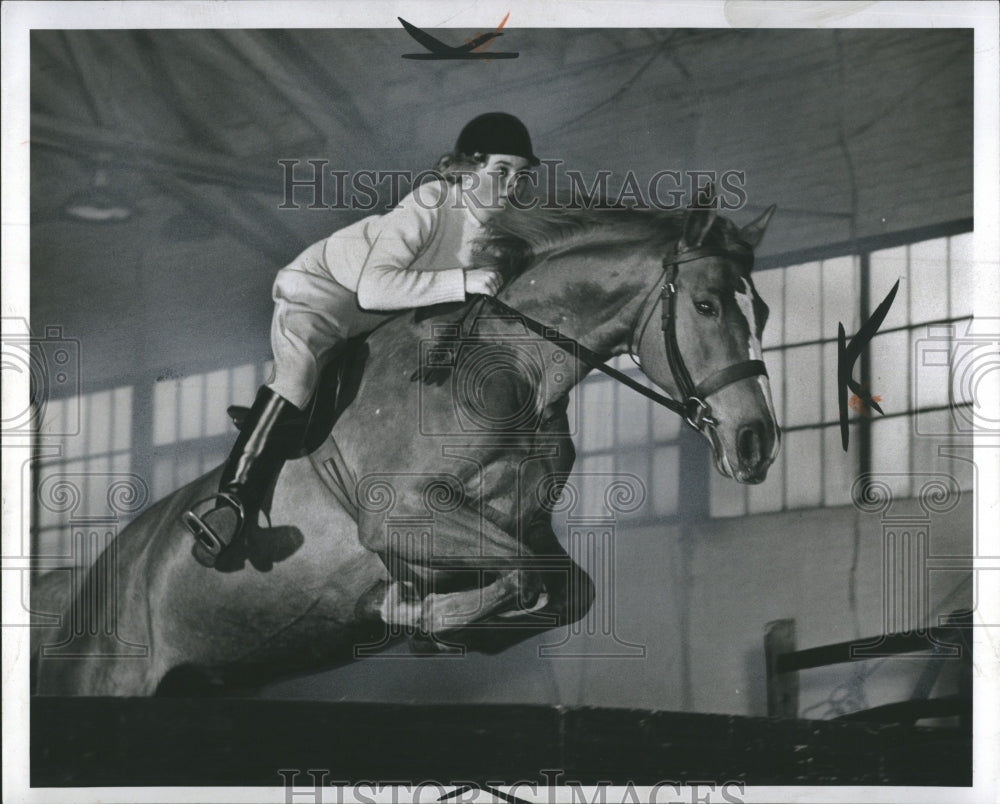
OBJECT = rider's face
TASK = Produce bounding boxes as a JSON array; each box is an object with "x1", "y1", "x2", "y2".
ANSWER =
[{"x1": 463, "y1": 154, "x2": 532, "y2": 221}]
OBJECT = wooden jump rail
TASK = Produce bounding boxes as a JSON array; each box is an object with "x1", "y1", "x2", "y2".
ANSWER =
[
  {"x1": 765, "y1": 611, "x2": 973, "y2": 728},
  {"x1": 32, "y1": 695, "x2": 973, "y2": 787}
]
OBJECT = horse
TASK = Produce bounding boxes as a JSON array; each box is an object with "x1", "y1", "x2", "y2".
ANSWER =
[{"x1": 31, "y1": 201, "x2": 779, "y2": 695}]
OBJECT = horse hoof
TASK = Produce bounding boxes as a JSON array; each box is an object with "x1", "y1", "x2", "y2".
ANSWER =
[{"x1": 355, "y1": 580, "x2": 389, "y2": 621}]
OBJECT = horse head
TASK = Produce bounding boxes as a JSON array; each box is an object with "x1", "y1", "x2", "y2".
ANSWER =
[{"x1": 632, "y1": 204, "x2": 780, "y2": 483}]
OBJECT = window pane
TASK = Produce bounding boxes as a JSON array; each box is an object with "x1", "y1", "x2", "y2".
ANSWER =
[
  {"x1": 909, "y1": 238, "x2": 949, "y2": 324},
  {"x1": 709, "y1": 459, "x2": 746, "y2": 518},
  {"x1": 652, "y1": 446, "x2": 680, "y2": 516},
  {"x1": 203, "y1": 364, "x2": 258, "y2": 438},
  {"x1": 574, "y1": 455, "x2": 615, "y2": 518},
  {"x1": 947, "y1": 232, "x2": 975, "y2": 319},
  {"x1": 34, "y1": 454, "x2": 133, "y2": 533},
  {"x1": 870, "y1": 415, "x2": 912, "y2": 497},
  {"x1": 754, "y1": 269, "x2": 785, "y2": 351},
  {"x1": 616, "y1": 449, "x2": 650, "y2": 516},
  {"x1": 912, "y1": 328, "x2": 952, "y2": 410},
  {"x1": 711, "y1": 228, "x2": 973, "y2": 518},
  {"x1": 110, "y1": 387, "x2": 133, "y2": 452},
  {"x1": 821, "y1": 341, "x2": 839, "y2": 422},
  {"x1": 869, "y1": 330, "x2": 910, "y2": 415},
  {"x1": 822, "y1": 255, "x2": 860, "y2": 337},
  {"x1": 869, "y1": 245, "x2": 909, "y2": 331},
  {"x1": 764, "y1": 348, "x2": 786, "y2": 427},
  {"x1": 784, "y1": 429, "x2": 822, "y2": 509},
  {"x1": 607, "y1": 354, "x2": 628, "y2": 372},
  {"x1": 177, "y1": 374, "x2": 206, "y2": 442},
  {"x1": 153, "y1": 379, "x2": 179, "y2": 446},
  {"x1": 615, "y1": 382, "x2": 650, "y2": 446},
  {"x1": 910, "y1": 411, "x2": 974, "y2": 491},
  {"x1": 747, "y1": 447, "x2": 784, "y2": 514},
  {"x1": 82, "y1": 391, "x2": 113, "y2": 457},
  {"x1": 77, "y1": 387, "x2": 133, "y2": 455},
  {"x1": 783, "y1": 261, "x2": 822, "y2": 343},
  {"x1": 578, "y1": 379, "x2": 614, "y2": 451},
  {"x1": 784, "y1": 345, "x2": 822, "y2": 426},
  {"x1": 38, "y1": 394, "x2": 73, "y2": 441},
  {"x1": 823, "y1": 424, "x2": 858, "y2": 507}
]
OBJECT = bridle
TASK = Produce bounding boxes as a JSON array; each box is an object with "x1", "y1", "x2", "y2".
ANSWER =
[
  {"x1": 628, "y1": 240, "x2": 769, "y2": 431},
  {"x1": 474, "y1": 238, "x2": 768, "y2": 434}
]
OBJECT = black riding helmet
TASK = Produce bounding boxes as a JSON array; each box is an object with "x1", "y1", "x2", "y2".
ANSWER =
[{"x1": 455, "y1": 112, "x2": 540, "y2": 166}]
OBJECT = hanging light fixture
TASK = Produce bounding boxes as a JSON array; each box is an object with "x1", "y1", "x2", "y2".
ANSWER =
[{"x1": 63, "y1": 152, "x2": 134, "y2": 223}]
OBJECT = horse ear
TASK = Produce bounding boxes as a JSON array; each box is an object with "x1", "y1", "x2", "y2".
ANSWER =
[
  {"x1": 682, "y1": 183, "x2": 719, "y2": 248},
  {"x1": 740, "y1": 204, "x2": 776, "y2": 249},
  {"x1": 682, "y1": 207, "x2": 718, "y2": 249}
]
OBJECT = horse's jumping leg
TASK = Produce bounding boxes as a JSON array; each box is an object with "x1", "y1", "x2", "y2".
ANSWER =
[{"x1": 379, "y1": 570, "x2": 549, "y2": 636}]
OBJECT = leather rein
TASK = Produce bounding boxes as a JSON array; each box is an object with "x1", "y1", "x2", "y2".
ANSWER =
[{"x1": 479, "y1": 241, "x2": 768, "y2": 433}]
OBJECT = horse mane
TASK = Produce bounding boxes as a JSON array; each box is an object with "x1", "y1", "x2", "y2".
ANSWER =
[{"x1": 474, "y1": 195, "x2": 748, "y2": 277}]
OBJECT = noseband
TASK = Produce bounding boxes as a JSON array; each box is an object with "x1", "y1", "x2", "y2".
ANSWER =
[{"x1": 630, "y1": 242, "x2": 768, "y2": 431}]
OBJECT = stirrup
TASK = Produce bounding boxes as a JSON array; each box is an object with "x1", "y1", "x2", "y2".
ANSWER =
[{"x1": 182, "y1": 492, "x2": 246, "y2": 557}]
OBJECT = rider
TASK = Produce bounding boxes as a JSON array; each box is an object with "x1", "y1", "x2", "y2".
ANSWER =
[{"x1": 182, "y1": 112, "x2": 540, "y2": 565}]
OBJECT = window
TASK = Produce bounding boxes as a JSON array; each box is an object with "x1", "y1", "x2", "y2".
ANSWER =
[
  {"x1": 568, "y1": 355, "x2": 684, "y2": 522},
  {"x1": 710, "y1": 224, "x2": 975, "y2": 518},
  {"x1": 32, "y1": 386, "x2": 134, "y2": 560},
  {"x1": 31, "y1": 361, "x2": 272, "y2": 564},
  {"x1": 150, "y1": 361, "x2": 268, "y2": 499}
]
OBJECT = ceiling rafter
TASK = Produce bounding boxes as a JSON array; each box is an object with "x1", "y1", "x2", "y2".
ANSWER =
[
  {"x1": 32, "y1": 113, "x2": 277, "y2": 192},
  {"x1": 130, "y1": 30, "x2": 232, "y2": 153},
  {"x1": 61, "y1": 30, "x2": 120, "y2": 129},
  {"x1": 149, "y1": 173, "x2": 301, "y2": 265},
  {"x1": 218, "y1": 30, "x2": 375, "y2": 147}
]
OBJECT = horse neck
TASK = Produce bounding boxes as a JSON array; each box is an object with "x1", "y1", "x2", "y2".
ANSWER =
[{"x1": 500, "y1": 242, "x2": 662, "y2": 362}]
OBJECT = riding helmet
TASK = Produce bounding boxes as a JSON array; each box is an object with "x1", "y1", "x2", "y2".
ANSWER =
[{"x1": 455, "y1": 112, "x2": 540, "y2": 166}]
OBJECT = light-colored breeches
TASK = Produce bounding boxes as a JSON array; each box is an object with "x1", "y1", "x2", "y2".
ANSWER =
[{"x1": 268, "y1": 265, "x2": 391, "y2": 409}]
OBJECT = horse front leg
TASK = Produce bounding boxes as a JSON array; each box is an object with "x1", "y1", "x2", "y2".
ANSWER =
[
  {"x1": 379, "y1": 528, "x2": 594, "y2": 654},
  {"x1": 380, "y1": 568, "x2": 549, "y2": 637},
  {"x1": 428, "y1": 516, "x2": 596, "y2": 653}
]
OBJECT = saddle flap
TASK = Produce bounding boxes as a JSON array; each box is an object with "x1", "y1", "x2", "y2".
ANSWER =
[{"x1": 297, "y1": 337, "x2": 370, "y2": 456}]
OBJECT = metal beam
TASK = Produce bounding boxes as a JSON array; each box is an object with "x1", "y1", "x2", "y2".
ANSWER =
[
  {"x1": 149, "y1": 172, "x2": 301, "y2": 266},
  {"x1": 32, "y1": 113, "x2": 278, "y2": 193},
  {"x1": 60, "y1": 31, "x2": 118, "y2": 127},
  {"x1": 216, "y1": 30, "x2": 375, "y2": 144}
]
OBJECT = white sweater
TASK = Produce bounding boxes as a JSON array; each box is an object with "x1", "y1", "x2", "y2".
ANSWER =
[{"x1": 315, "y1": 180, "x2": 483, "y2": 311}]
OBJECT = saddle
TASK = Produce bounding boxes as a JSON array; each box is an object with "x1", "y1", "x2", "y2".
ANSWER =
[{"x1": 226, "y1": 336, "x2": 371, "y2": 512}]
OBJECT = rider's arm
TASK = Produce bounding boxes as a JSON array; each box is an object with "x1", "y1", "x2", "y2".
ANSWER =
[{"x1": 355, "y1": 182, "x2": 468, "y2": 311}]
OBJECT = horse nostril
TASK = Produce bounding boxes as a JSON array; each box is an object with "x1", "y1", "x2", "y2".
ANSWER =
[{"x1": 738, "y1": 425, "x2": 762, "y2": 469}]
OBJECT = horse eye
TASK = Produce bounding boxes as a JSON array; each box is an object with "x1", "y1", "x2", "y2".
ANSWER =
[{"x1": 695, "y1": 300, "x2": 717, "y2": 317}]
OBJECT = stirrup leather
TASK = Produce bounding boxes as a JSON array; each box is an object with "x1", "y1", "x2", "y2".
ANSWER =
[{"x1": 181, "y1": 492, "x2": 246, "y2": 557}]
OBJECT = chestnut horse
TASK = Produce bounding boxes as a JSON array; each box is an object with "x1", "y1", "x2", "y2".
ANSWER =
[{"x1": 32, "y1": 203, "x2": 778, "y2": 695}]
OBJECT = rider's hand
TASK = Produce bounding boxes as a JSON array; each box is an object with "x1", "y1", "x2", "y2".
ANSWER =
[{"x1": 464, "y1": 268, "x2": 502, "y2": 297}]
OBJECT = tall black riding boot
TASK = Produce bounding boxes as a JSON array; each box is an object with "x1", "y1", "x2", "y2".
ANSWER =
[{"x1": 182, "y1": 386, "x2": 302, "y2": 566}]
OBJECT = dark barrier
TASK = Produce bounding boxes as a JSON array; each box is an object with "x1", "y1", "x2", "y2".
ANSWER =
[{"x1": 32, "y1": 697, "x2": 971, "y2": 788}]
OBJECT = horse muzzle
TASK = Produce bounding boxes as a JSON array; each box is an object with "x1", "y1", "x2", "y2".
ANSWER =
[{"x1": 711, "y1": 417, "x2": 780, "y2": 484}]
